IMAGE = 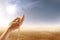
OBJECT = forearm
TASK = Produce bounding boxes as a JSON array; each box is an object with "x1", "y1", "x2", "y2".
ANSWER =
[{"x1": 0, "y1": 29, "x2": 10, "y2": 40}]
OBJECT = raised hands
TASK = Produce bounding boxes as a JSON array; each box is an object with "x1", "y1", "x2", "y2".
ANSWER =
[
  {"x1": 8, "y1": 15, "x2": 24, "y2": 32},
  {"x1": 0, "y1": 15, "x2": 24, "y2": 40}
]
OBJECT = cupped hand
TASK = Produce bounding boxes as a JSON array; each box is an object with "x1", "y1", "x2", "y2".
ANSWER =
[{"x1": 8, "y1": 15, "x2": 24, "y2": 31}]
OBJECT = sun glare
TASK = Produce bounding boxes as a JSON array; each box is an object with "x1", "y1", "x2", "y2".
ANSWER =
[
  {"x1": 6, "y1": 5, "x2": 16, "y2": 15},
  {"x1": 0, "y1": 4, "x2": 17, "y2": 30}
]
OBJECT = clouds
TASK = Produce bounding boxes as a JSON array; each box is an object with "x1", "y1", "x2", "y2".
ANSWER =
[
  {"x1": 21, "y1": 0, "x2": 60, "y2": 24},
  {"x1": 0, "y1": 0, "x2": 60, "y2": 24},
  {"x1": 0, "y1": 0, "x2": 60, "y2": 30}
]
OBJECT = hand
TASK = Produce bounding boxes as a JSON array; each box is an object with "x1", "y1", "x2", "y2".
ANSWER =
[{"x1": 8, "y1": 15, "x2": 24, "y2": 32}]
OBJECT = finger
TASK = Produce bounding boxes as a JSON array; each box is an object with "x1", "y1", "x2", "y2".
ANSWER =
[
  {"x1": 15, "y1": 15, "x2": 24, "y2": 23},
  {"x1": 21, "y1": 15, "x2": 25, "y2": 21},
  {"x1": 16, "y1": 18, "x2": 21, "y2": 22},
  {"x1": 12, "y1": 17, "x2": 20, "y2": 22},
  {"x1": 21, "y1": 15, "x2": 24, "y2": 22}
]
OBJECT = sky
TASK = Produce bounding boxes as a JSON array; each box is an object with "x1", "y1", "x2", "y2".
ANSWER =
[{"x1": 0, "y1": 0, "x2": 60, "y2": 31}]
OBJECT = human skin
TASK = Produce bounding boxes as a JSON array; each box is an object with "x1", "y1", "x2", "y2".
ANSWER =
[{"x1": 0, "y1": 15, "x2": 24, "y2": 40}]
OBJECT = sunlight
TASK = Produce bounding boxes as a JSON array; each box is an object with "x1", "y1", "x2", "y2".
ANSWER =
[
  {"x1": 6, "y1": 5, "x2": 16, "y2": 15},
  {"x1": 0, "y1": 4, "x2": 17, "y2": 30}
]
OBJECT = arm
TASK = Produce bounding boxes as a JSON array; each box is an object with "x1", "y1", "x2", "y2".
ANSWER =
[
  {"x1": 0, "y1": 29, "x2": 10, "y2": 40},
  {"x1": 0, "y1": 15, "x2": 24, "y2": 40}
]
